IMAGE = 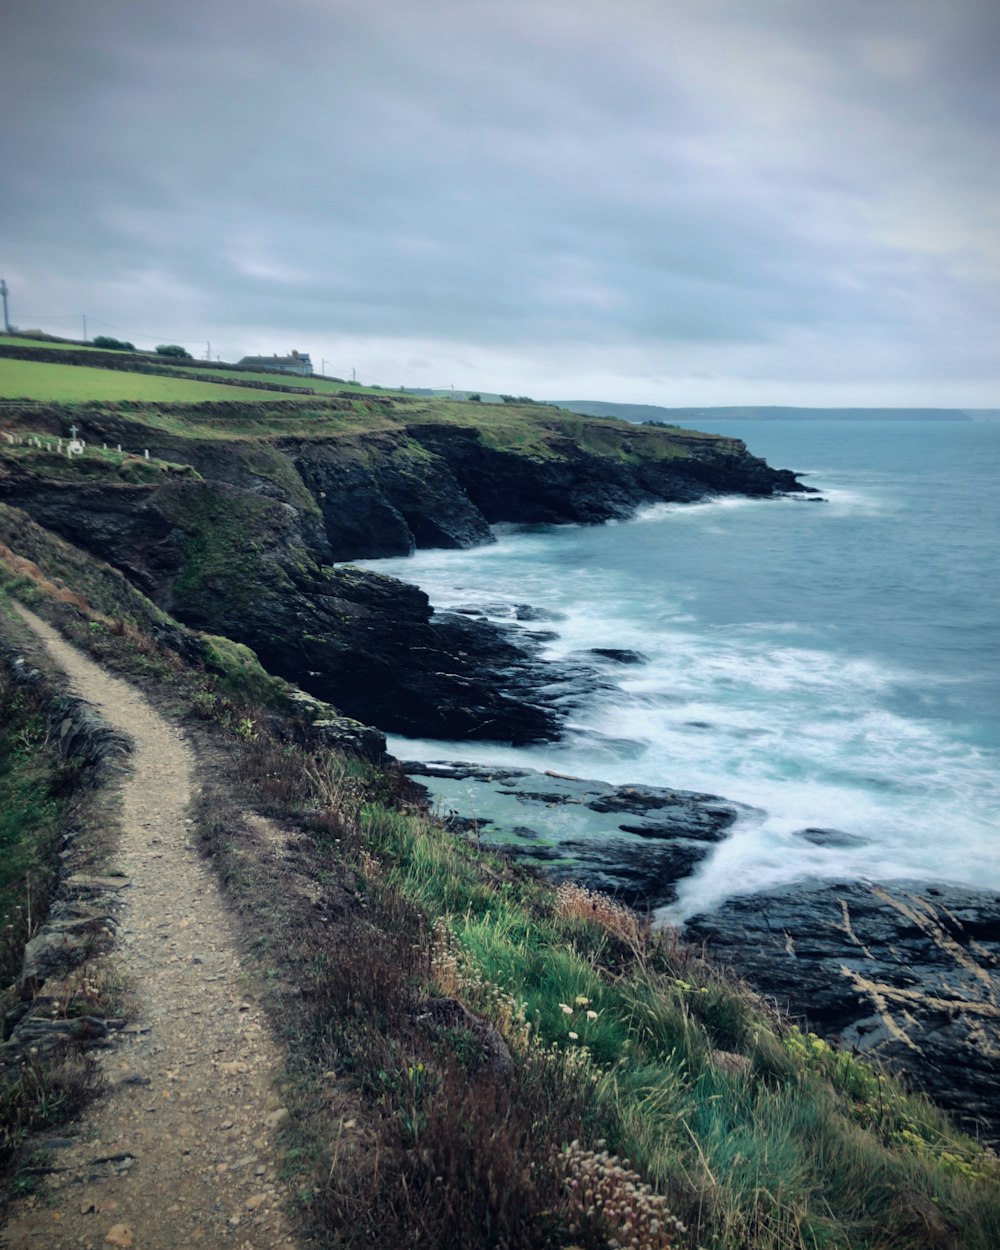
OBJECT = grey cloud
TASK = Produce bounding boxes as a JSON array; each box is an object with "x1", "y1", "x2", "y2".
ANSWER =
[{"x1": 1, "y1": 0, "x2": 998, "y2": 402}]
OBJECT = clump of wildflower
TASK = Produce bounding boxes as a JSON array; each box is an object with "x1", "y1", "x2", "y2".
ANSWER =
[
  {"x1": 557, "y1": 993, "x2": 600, "y2": 1043},
  {"x1": 554, "y1": 881, "x2": 650, "y2": 950},
  {"x1": 429, "y1": 918, "x2": 532, "y2": 1051},
  {"x1": 559, "y1": 1140, "x2": 687, "y2": 1249}
]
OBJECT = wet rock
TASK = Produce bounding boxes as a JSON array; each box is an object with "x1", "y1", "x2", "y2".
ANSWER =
[
  {"x1": 586, "y1": 648, "x2": 649, "y2": 665},
  {"x1": 514, "y1": 604, "x2": 564, "y2": 622},
  {"x1": 793, "y1": 827, "x2": 870, "y2": 848},
  {"x1": 549, "y1": 837, "x2": 711, "y2": 908},
  {"x1": 685, "y1": 879, "x2": 1000, "y2": 1141},
  {"x1": 406, "y1": 420, "x2": 811, "y2": 532},
  {"x1": 407, "y1": 762, "x2": 755, "y2": 908},
  {"x1": 449, "y1": 601, "x2": 564, "y2": 622},
  {"x1": 588, "y1": 786, "x2": 744, "y2": 841}
]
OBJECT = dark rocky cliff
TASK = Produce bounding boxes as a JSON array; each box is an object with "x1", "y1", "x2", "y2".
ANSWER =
[
  {"x1": 0, "y1": 402, "x2": 811, "y2": 741},
  {"x1": 57, "y1": 404, "x2": 812, "y2": 563}
]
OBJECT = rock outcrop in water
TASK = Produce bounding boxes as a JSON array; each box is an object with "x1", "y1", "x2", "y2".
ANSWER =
[
  {"x1": 405, "y1": 762, "x2": 757, "y2": 908},
  {"x1": 407, "y1": 753, "x2": 1000, "y2": 1139},
  {"x1": 685, "y1": 880, "x2": 1000, "y2": 1141}
]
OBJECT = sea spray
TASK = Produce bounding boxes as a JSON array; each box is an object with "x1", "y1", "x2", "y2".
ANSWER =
[{"x1": 362, "y1": 420, "x2": 1000, "y2": 917}]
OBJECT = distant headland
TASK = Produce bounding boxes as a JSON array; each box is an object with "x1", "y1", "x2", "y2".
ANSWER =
[{"x1": 554, "y1": 401, "x2": 994, "y2": 423}]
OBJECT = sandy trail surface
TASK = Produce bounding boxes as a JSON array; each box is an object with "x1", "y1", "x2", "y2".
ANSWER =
[{"x1": 2, "y1": 606, "x2": 301, "y2": 1250}]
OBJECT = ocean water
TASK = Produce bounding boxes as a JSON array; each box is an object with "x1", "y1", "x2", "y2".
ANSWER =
[{"x1": 360, "y1": 420, "x2": 1000, "y2": 919}]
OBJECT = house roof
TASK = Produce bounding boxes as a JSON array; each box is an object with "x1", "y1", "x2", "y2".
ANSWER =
[{"x1": 238, "y1": 353, "x2": 311, "y2": 366}]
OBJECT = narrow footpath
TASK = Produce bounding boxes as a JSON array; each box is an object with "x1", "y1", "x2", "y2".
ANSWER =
[{"x1": 3, "y1": 606, "x2": 301, "y2": 1250}]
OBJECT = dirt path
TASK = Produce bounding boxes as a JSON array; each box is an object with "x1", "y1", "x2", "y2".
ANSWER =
[{"x1": 2, "y1": 606, "x2": 301, "y2": 1250}]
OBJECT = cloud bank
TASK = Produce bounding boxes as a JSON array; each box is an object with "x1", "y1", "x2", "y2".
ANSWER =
[{"x1": 2, "y1": 0, "x2": 998, "y2": 404}]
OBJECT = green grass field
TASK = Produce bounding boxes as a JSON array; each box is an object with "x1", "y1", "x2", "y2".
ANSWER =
[
  {"x1": 0, "y1": 342, "x2": 409, "y2": 401},
  {"x1": 0, "y1": 335, "x2": 103, "y2": 352},
  {"x1": 157, "y1": 361, "x2": 405, "y2": 396},
  {"x1": 0, "y1": 357, "x2": 309, "y2": 403}
]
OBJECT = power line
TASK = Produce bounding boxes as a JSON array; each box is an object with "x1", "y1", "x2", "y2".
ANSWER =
[
  {"x1": 16, "y1": 314, "x2": 209, "y2": 348},
  {"x1": 84, "y1": 317, "x2": 208, "y2": 347}
]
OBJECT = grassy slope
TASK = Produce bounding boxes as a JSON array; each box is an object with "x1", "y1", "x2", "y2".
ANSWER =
[
  {"x1": 2, "y1": 397, "x2": 730, "y2": 471},
  {"x1": 0, "y1": 357, "x2": 297, "y2": 403},
  {"x1": 0, "y1": 337, "x2": 737, "y2": 466}
]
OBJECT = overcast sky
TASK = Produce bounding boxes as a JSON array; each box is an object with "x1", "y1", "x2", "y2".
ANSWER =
[{"x1": 2, "y1": 0, "x2": 998, "y2": 405}]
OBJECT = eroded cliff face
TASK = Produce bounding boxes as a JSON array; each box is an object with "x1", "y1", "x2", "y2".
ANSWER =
[
  {"x1": 283, "y1": 432, "x2": 494, "y2": 560},
  {"x1": 403, "y1": 422, "x2": 806, "y2": 527},
  {"x1": 52, "y1": 406, "x2": 811, "y2": 564},
  {"x1": 0, "y1": 405, "x2": 810, "y2": 741}
]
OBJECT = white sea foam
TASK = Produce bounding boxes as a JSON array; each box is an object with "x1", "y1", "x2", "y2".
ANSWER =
[
  {"x1": 633, "y1": 495, "x2": 777, "y2": 524},
  {"x1": 365, "y1": 425, "x2": 1000, "y2": 913}
]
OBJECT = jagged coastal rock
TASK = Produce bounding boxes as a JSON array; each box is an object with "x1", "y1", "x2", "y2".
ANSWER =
[
  {"x1": 685, "y1": 880, "x2": 1000, "y2": 1141},
  {"x1": 405, "y1": 762, "x2": 757, "y2": 908},
  {"x1": 5, "y1": 398, "x2": 1000, "y2": 1146},
  {"x1": 408, "y1": 753, "x2": 1000, "y2": 1140},
  {"x1": 0, "y1": 404, "x2": 810, "y2": 740}
]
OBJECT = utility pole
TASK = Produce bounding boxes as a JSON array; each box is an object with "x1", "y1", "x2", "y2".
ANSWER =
[
  {"x1": 351, "y1": 366, "x2": 356, "y2": 384},
  {"x1": 321, "y1": 358, "x2": 326, "y2": 376},
  {"x1": 82, "y1": 315, "x2": 87, "y2": 342},
  {"x1": 0, "y1": 279, "x2": 10, "y2": 333},
  {"x1": 206, "y1": 340, "x2": 211, "y2": 362}
]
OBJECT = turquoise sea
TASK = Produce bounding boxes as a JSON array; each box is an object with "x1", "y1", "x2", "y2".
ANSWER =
[{"x1": 361, "y1": 420, "x2": 1000, "y2": 919}]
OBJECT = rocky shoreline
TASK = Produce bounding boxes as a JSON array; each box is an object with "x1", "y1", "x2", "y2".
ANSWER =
[
  {"x1": 405, "y1": 760, "x2": 1000, "y2": 1143},
  {"x1": 1, "y1": 403, "x2": 810, "y2": 740},
  {"x1": 405, "y1": 761, "x2": 756, "y2": 909}
]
